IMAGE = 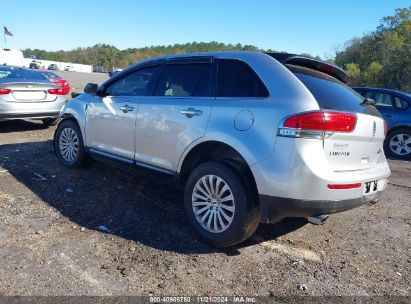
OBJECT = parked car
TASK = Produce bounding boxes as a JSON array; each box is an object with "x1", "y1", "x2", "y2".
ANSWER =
[
  {"x1": 64, "y1": 65, "x2": 74, "y2": 72},
  {"x1": 38, "y1": 70, "x2": 70, "y2": 95},
  {"x1": 48, "y1": 64, "x2": 58, "y2": 70},
  {"x1": 54, "y1": 52, "x2": 390, "y2": 247},
  {"x1": 29, "y1": 59, "x2": 45, "y2": 70},
  {"x1": 0, "y1": 66, "x2": 66, "y2": 126},
  {"x1": 93, "y1": 65, "x2": 107, "y2": 73},
  {"x1": 353, "y1": 87, "x2": 411, "y2": 159},
  {"x1": 108, "y1": 70, "x2": 121, "y2": 78}
]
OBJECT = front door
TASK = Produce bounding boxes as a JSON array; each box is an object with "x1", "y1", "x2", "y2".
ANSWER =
[
  {"x1": 85, "y1": 65, "x2": 162, "y2": 161},
  {"x1": 134, "y1": 58, "x2": 214, "y2": 171}
]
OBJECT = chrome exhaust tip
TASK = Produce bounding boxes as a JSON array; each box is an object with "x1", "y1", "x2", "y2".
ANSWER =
[{"x1": 306, "y1": 214, "x2": 329, "y2": 225}]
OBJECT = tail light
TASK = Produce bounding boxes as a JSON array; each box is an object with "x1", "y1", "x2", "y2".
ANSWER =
[
  {"x1": 48, "y1": 88, "x2": 65, "y2": 95},
  {"x1": 383, "y1": 120, "x2": 388, "y2": 136},
  {"x1": 279, "y1": 111, "x2": 357, "y2": 138},
  {"x1": 0, "y1": 88, "x2": 12, "y2": 95}
]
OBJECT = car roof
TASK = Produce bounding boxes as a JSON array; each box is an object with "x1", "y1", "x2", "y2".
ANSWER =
[
  {"x1": 129, "y1": 51, "x2": 267, "y2": 64},
  {"x1": 353, "y1": 87, "x2": 410, "y2": 99},
  {"x1": 124, "y1": 51, "x2": 347, "y2": 82},
  {"x1": 0, "y1": 65, "x2": 31, "y2": 70}
]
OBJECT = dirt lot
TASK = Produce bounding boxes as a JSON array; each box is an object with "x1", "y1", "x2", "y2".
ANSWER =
[{"x1": 0, "y1": 72, "x2": 410, "y2": 298}]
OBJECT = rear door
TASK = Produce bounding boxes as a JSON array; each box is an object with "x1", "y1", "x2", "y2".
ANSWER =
[
  {"x1": 292, "y1": 67, "x2": 386, "y2": 171},
  {"x1": 134, "y1": 57, "x2": 214, "y2": 171},
  {"x1": 363, "y1": 91, "x2": 399, "y2": 129},
  {"x1": 85, "y1": 64, "x2": 162, "y2": 160}
]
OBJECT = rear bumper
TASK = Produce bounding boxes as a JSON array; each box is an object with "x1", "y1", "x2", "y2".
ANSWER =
[
  {"x1": 0, "y1": 111, "x2": 60, "y2": 120},
  {"x1": 0, "y1": 96, "x2": 66, "y2": 120},
  {"x1": 260, "y1": 191, "x2": 382, "y2": 223}
]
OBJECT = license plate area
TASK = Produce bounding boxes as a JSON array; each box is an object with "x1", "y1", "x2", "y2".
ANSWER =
[
  {"x1": 12, "y1": 91, "x2": 46, "y2": 101},
  {"x1": 364, "y1": 180, "x2": 378, "y2": 195}
]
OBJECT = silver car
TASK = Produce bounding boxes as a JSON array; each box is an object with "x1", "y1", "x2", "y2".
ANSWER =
[
  {"x1": 0, "y1": 66, "x2": 66, "y2": 126},
  {"x1": 53, "y1": 52, "x2": 391, "y2": 247}
]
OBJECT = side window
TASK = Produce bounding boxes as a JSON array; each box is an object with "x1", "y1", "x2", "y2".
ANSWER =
[
  {"x1": 394, "y1": 96, "x2": 409, "y2": 109},
  {"x1": 363, "y1": 91, "x2": 374, "y2": 99},
  {"x1": 105, "y1": 65, "x2": 160, "y2": 96},
  {"x1": 154, "y1": 63, "x2": 211, "y2": 97},
  {"x1": 217, "y1": 59, "x2": 269, "y2": 97},
  {"x1": 373, "y1": 92, "x2": 394, "y2": 108}
]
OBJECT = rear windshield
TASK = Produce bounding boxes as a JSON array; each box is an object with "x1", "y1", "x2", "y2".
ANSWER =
[
  {"x1": 0, "y1": 67, "x2": 46, "y2": 80},
  {"x1": 40, "y1": 71, "x2": 61, "y2": 79},
  {"x1": 289, "y1": 65, "x2": 381, "y2": 117}
]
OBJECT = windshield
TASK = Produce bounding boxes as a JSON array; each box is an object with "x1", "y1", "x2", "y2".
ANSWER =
[
  {"x1": 39, "y1": 71, "x2": 61, "y2": 79},
  {"x1": 0, "y1": 67, "x2": 46, "y2": 80}
]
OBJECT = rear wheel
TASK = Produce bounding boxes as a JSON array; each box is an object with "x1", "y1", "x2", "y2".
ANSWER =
[
  {"x1": 184, "y1": 162, "x2": 259, "y2": 247},
  {"x1": 384, "y1": 128, "x2": 411, "y2": 159},
  {"x1": 42, "y1": 118, "x2": 58, "y2": 127},
  {"x1": 54, "y1": 120, "x2": 91, "y2": 168}
]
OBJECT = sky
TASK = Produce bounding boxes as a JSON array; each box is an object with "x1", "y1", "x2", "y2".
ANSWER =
[{"x1": 1, "y1": 0, "x2": 409, "y2": 57}]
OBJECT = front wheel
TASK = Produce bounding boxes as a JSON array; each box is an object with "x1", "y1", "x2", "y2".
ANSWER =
[
  {"x1": 54, "y1": 120, "x2": 91, "y2": 168},
  {"x1": 384, "y1": 128, "x2": 411, "y2": 160},
  {"x1": 184, "y1": 162, "x2": 259, "y2": 247}
]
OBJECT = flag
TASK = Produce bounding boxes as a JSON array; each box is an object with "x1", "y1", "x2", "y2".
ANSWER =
[{"x1": 4, "y1": 27, "x2": 13, "y2": 37}]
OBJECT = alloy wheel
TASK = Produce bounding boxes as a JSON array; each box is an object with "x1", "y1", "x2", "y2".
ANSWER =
[
  {"x1": 191, "y1": 174, "x2": 235, "y2": 233},
  {"x1": 58, "y1": 128, "x2": 79, "y2": 162},
  {"x1": 389, "y1": 133, "x2": 411, "y2": 156}
]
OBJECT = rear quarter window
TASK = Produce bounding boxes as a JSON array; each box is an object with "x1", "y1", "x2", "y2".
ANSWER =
[{"x1": 217, "y1": 59, "x2": 268, "y2": 98}]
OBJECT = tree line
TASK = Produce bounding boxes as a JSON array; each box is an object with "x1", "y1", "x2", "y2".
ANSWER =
[
  {"x1": 22, "y1": 42, "x2": 273, "y2": 70},
  {"x1": 22, "y1": 7, "x2": 410, "y2": 92},
  {"x1": 335, "y1": 7, "x2": 410, "y2": 92}
]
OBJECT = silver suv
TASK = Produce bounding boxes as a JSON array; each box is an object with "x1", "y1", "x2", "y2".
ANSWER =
[{"x1": 54, "y1": 52, "x2": 391, "y2": 247}]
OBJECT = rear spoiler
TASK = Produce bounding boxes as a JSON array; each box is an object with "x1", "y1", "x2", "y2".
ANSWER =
[{"x1": 265, "y1": 52, "x2": 349, "y2": 83}]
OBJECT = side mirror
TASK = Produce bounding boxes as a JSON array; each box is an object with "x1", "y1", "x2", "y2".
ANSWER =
[
  {"x1": 84, "y1": 83, "x2": 98, "y2": 95},
  {"x1": 362, "y1": 98, "x2": 376, "y2": 107}
]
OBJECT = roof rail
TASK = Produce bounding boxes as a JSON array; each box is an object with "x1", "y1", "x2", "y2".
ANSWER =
[{"x1": 266, "y1": 52, "x2": 349, "y2": 83}]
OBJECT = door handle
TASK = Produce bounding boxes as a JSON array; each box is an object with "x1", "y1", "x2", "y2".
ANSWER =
[
  {"x1": 180, "y1": 108, "x2": 202, "y2": 118},
  {"x1": 120, "y1": 105, "x2": 134, "y2": 113}
]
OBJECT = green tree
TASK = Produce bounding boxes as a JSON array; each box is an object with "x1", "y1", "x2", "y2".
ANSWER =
[
  {"x1": 345, "y1": 63, "x2": 362, "y2": 85},
  {"x1": 336, "y1": 6, "x2": 411, "y2": 91}
]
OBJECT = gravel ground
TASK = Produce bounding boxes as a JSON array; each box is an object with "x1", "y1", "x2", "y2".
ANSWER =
[
  {"x1": 0, "y1": 72, "x2": 410, "y2": 298},
  {"x1": 0, "y1": 120, "x2": 410, "y2": 298}
]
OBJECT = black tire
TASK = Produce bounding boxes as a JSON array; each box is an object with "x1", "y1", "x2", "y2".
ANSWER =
[
  {"x1": 42, "y1": 118, "x2": 58, "y2": 127},
  {"x1": 184, "y1": 162, "x2": 259, "y2": 247},
  {"x1": 54, "y1": 119, "x2": 91, "y2": 168},
  {"x1": 384, "y1": 128, "x2": 411, "y2": 160}
]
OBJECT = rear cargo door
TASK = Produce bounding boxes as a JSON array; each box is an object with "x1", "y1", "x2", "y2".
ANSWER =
[{"x1": 292, "y1": 66, "x2": 386, "y2": 171}]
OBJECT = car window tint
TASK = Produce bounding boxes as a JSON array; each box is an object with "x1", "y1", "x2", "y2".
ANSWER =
[
  {"x1": 373, "y1": 93, "x2": 394, "y2": 108},
  {"x1": 105, "y1": 65, "x2": 160, "y2": 96},
  {"x1": 363, "y1": 91, "x2": 374, "y2": 99},
  {"x1": 40, "y1": 71, "x2": 61, "y2": 79},
  {"x1": 217, "y1": 59, "x2": 268, "y2": 97},
  {"x1": 394, "y1": 96, "x2": 408, "y2": 109},
  {"x1": 0, "y1": 67, "x2": 45, "y2": 80},
  {"x1": 291, "y1": 66, "x2": 380, "y2": 117},
  {"x1": 154, "y1": 63, "x2": 211, "y2": 97}
]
